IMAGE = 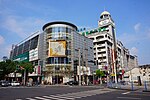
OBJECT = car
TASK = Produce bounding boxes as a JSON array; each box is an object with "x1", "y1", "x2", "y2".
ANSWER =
[
  {"x1": 11, "y1": 81, "x2": 20, "y2": 86},
  {"x1": 66, "y1": 81, "x2": 79, "y2": 85},
  {"x1": 0, "y1": 80, "x2": 10, "y2": 87},
  {"x1": 119, "y1": 81, "x2": 126, "y2": 85}
]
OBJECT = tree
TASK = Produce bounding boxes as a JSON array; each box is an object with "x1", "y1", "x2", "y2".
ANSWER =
[
  {"x1": 96, "y1": 69, "x2": 105, "y2": 84},
  {"x1": 18, "y1": 61, "x2": 34, "y2": 85},
  {"x1": 0, "y1": 60, "x2": 17, "y2": 80},
  {"x1": 19, "y1": 61, "x2": 34, "y2": 73},
  {"x1": 0, "y1": 60, "x2": 34, "y2": 83}
]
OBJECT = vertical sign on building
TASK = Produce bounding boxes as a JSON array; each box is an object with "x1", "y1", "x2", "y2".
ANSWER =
[{"x1": 38, "y1": 66, "x2": 41, "y2": 75}]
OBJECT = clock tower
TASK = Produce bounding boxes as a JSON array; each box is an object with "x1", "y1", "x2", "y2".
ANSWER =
[
  {"x1": 98, "y1": 11, "x2": 117, "y2": 81},
  {"x1": 98, "y1": 11, "x2": 115, "y2": 37}
]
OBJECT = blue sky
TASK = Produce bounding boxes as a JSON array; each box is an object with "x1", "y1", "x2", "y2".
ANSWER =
[{"x1": 0, "y1": 0, "x2": 150, "y2": 65}]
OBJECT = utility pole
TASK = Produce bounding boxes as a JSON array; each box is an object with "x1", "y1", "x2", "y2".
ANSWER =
[
  {"x1": 78, "y1": 48, "x2": 81, "y2": 86},
  {"x1": 112, "y1": 49, "x2": 117, "y2": 84},
  {"x1": 24, "y1": 69, "x2": 26, "y2": 86}
]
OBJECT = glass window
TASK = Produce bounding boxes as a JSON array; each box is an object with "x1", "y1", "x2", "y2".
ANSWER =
[
  {"x1": 46, "y1": 28, "x2": 52, "y2": 33},
  {"x1": 68, "y1": 28, "x2": 71, "y2": 33},
  {"x1": 52, "y1": 27, "x2": 56, "y2": 33},
  {"x1": 23, "y1": 40, "x2": 30, "y2": 53},
  {"x1": 66, "y1": 27, "x2": 68, "y2": 33},
  {"x1": 30, "y1": 35, "x2": 38, "y2": 50},
  {"x1": 62, "y1": 27, "x2": 66, "y2": 32},
  {"x1": 13, "y1": 46, "x2": 18, "y2": 57},
  {"x1": 58, "y1": 27, "x2": 60, "y2": 32},
  {"x1": 58, "y1": 57, "x2": 61, "y2": 64},
  {"x1": 18, "y1": 44, "x2": 23, "y2": 55},
  {"x1": 60, "y1": 57, "x2": 64, "y2": 63}
]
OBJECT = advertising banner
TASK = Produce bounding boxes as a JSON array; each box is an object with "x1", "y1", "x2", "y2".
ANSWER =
[
  {"x1": 49, "y1": 40, "x2": 66, "y2": 57},
  {"x1": 29, "y1": 48, "x2": 38, "y2": 61},
  {"x1": 13, "y1": 52, "x2": 29, "y2": 62}
]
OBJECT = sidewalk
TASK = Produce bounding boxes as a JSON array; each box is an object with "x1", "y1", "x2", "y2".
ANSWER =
[{"x1": 107, "y1": 83, "x2": 150, "y2": 92}]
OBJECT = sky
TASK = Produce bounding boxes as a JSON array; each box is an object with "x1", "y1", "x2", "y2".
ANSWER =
[{"x1": 0, "y1": 0, "x2": 150, "y2": 65}]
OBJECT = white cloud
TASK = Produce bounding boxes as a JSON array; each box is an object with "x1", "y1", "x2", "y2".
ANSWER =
[
  {"x1": 3, "y1": 16, "x2": 45, "y2": 38},
  {"x1": 134, "y1": 23, "x2": 141, "y2": 32},
  {"x1": 3, "y1": 16, "x2": 27, "y2": 38},
  {"x1": 0, "y1": 35, "x2": 4, "y2": 45},
  {"x1": 118, "y1": 23, "x2": 150, "y2": 46},
  {"x1": 147, "y1": 29, "x2": 150, "y2": 39},
  {"x1": 130, "y1": 47, "x2": 138, "y2": 56},
  {"x1": 117, "y1": 33, "x2": 138, "y2": 46},
  {"x1": 0, "y1": 44, "x2": 12, "y2": 59}
]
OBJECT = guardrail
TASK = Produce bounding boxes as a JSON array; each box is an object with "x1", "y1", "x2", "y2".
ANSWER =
[{"x1": 107, "y1": 81, "x2": 150, "y2": 92}]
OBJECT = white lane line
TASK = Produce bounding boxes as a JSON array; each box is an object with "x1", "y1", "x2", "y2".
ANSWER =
[
  {"x1": 16, "y1": 99, "x2": 22, "y2": 100},
  {"x1": 117, "y1": 97, "x2": 141, "y2": 100},
  {"x1": 43, "y1": 96, "x2": 66, "y2": 100},
  {"x1": 122, "y1": 91, "x2": 130, "y2": 95},
  {"x1": 26, "y1": 98, "x2": 37, "y2": 100},
  {"x1": 35, "y1": 96, "x2": 51, "y2": 100},
  {"x1": 49, "y1": 95, "x2": 75, "y2": 99}
]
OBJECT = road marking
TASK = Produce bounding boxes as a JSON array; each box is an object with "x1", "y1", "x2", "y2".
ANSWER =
[
  {"x1": 117, "y1": 97, "x2": 141, "y2": 100},
  {"x1": 49, "y1": 95, "x2": 75, "y2": 99},
  {"x1": 122, "y1": 91, "x2": 130, "y2": 94},
  {"x1": 35, "y1": 96, "x2": 51, "y2": 100},
  {"x1": 43, "y1": 96, "x2": 66, "y2": 100},
  {"x1": 23, "y1": 89, "x2": 114, "y2": 100},
  {"x1": 26, "y1": 98, "x2": 37, "y2": 100}
]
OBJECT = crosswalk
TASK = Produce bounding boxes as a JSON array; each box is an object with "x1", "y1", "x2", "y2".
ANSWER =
[{"x1": 16, "y1": 88, "x2": 114, "y2": 100}]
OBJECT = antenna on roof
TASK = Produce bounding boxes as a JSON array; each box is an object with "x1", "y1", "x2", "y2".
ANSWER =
[{"x1": 104, "y1": 6, "x2": 106, "y2": 11}]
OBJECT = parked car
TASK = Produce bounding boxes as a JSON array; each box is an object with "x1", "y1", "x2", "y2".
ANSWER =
[
  {"x1": 66, "y1": 81, "x2": 79, "y2": 85},
  {"x1": 119, "y1": 81, "x2": 126, "y2": 85},
  {"x1": 11, "y1": 81, "x2": 20, "y2": 86},
  {"x1": 0, "y1": 80, "x2": 10, "y2": 87}
]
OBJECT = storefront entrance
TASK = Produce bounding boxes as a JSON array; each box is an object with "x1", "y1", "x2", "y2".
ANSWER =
[{"x1": 52, "y1": 76, "x2": 63, "y2": 84}]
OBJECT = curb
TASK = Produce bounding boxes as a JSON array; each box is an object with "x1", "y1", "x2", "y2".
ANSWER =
[
  {"x1": 143, "y1": 90, "x2": 150, "y2": 92},
  {"x1": 107, "y1": 87, "x2": 139, "y2": 91}
]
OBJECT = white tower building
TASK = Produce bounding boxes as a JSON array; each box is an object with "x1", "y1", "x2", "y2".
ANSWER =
[{"x1": 83, "y1": 11, "x2": 117, "y2": 73}]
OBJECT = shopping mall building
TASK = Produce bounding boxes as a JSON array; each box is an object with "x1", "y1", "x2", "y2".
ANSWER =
[
  {"x1": 10, "y1": 11, "x2": 138, "y2": 84},
  {"x1": 10, "y1": 21, "x2": 95, "y2": 84}
]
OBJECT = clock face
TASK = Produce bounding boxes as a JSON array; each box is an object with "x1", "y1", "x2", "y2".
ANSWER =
[{"x1": 100, "y1": 19, "x2": 109, "y2": 25}]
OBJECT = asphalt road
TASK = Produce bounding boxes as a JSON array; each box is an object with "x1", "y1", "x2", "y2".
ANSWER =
[{"x1": 0, "y1": 86, "x2": 149, "y2": 100}]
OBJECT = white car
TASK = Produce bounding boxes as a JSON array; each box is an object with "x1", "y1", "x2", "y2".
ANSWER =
[{"x1": 11, "y1": 81, "x2": 20, "y2": 86}]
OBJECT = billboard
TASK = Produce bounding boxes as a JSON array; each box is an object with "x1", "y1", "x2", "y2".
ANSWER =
[
  {"x1": 29, "y1": 48, "x2": 38, "y2": 61},
  {"x1": 13, "y1": 52, "x2": 29, "y2": 62},
  {"x1": 49, "y1": 40, "x2": 66, "y2": 57}
]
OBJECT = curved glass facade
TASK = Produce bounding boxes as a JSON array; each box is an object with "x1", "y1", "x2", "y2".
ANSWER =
[
  {"x1": 45, "y1": 27, "x2": 72, "y2": 40},
  {"x1": 43, "y1": 22, "x2": 77, "y2": 76}
]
